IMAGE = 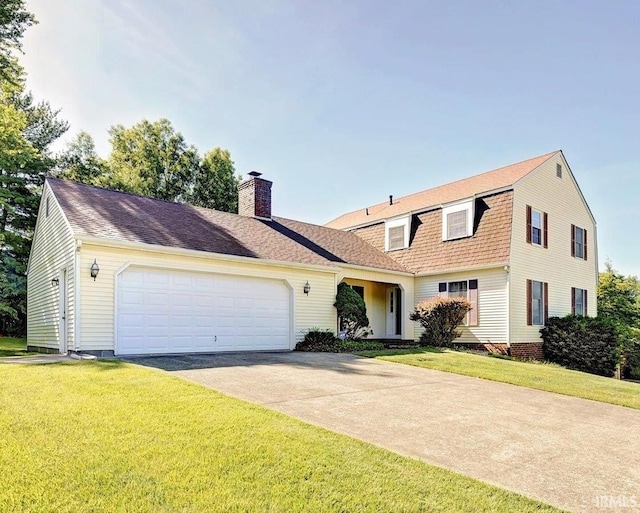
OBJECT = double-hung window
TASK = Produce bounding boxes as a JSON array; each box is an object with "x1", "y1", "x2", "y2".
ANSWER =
[
  {"x1": 438, "y1": 279, "x2": 478, "y2": 326},
  {"x1": 527, "y1": 279, "x2": 548, "y2": 326},
  {"x1": 526, "y1": 205, "x2": 548, "y2": 248},
  {"x1": 571, "y1": 225, "x2": 588, "y2": 260},
  {"x1": 572, "y1": 287, "x2": 588, "y2": 316}
]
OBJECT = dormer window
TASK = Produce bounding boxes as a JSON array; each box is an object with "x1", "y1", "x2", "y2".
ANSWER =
[
  {"x1": 442, "y1": 199, "x2": 474, "y2": 241},
  {"x1": 385, "y1": 216, "x2": 410, "y2": 251}
]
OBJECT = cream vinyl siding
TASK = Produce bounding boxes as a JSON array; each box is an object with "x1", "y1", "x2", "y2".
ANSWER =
[
  {"x1": 510, "y1": 154, "x2": 597, "y2": 343},
  {"x1": 77, "y1": 243, "x2": 337, "y2": 352},
  {"x1": 337, "y1": 267, "x2": 414, "y2": 339},
  {"x1": 414, "y1": 267, "x2": 508, "y2": 343},
  {"x1": 27, "y1": 184, "x2": 76, "y2": 351}
]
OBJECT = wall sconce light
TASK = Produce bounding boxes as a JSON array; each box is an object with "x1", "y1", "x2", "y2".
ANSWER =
[
  {"x1": 51, "y1": 277, "x2": 59, "y2": 287},
  {"x1": 303, "y1": 281, "x2": 311, "y2": 295},
  {"x1": 90, "y1": 259, "x2": 100, "y2": 280}
]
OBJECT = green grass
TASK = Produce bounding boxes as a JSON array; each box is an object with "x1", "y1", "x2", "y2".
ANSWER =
[
  {"x1": 0, "y1": 361, "x2": 561, "y2": 513},
  {"x1": 358, "y1": 347, "x2": 640, "y2": 409},
  {"x1": 0, "y1": 337, "x2": 32, "y2": 357}
]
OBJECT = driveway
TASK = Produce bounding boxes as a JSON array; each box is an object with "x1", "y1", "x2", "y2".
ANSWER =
[{"x1": 130, "y1": 352, "x2": 640, "y2": 513}]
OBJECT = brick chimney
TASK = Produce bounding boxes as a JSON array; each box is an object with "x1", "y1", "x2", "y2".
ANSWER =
[{"x1": 238, "y1": 171, "x2": 272, "y2": 220}]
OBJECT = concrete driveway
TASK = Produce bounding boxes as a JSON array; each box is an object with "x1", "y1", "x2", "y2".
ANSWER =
[{"x1": 130, "y1": 352, "x2": 640, "y2": 513}]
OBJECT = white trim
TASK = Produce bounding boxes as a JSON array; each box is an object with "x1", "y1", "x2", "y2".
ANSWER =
[
  {"x1": 339, "y1": 263, "x2": 413, "y2": 277},
  {"x1": 59, "y1": 267, "x2": 68, "y2": 354},
  {"x1": 113, "y1": 262, "x2": 295, "y2": 355},
  {"x1": 442, "y1": 199, "x2": 474, "y2": 241},
  {"x1": 77, "y1": 235, "x2": 340, "y2": 274},
  {"x1": 415, "y1": 262, "x2": 509, "y2": 277},
  {"x1": 74, "y1": 241, "x2": 81, "y2": 350},
  {"x1": 384, "y1": 216, "x2": 410, "y2": 251}
]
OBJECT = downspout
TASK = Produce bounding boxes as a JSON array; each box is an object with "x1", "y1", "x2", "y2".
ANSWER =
[{"x1": 74, "y1": 239, "x2": 81, "y2": 352}]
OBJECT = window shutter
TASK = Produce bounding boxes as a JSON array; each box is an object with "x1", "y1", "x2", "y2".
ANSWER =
[
  {"x1": 583, "y1": 229, "x2": 588, "y2": 261},
  {"x1": 571, "y1": 224, "x2": 575, "y2": 257},
  {"x1": 571, "y1": 287, "x2": 576, "y2": 315},
  {"x1": 526, "y1": 205, "x2": 532, "y2": 244},
  {"x1": 544, "y1": 282, "x2": 549, "y2": 324},
  {"x1": 543, "y1": 212, "x2": 548, "y2": 248},
  {"x1": 468, "y1": 279, "x2": 478, "y2": 326},
  {"x1": 438, "y1": 282, "x2": 448, "y2": 298},
  {"x1": 584, "y1": 289, "x2": 588, "y2": 316},
  {"x1": 526, "y1": 279, "x2": 532, "y2": 326}
]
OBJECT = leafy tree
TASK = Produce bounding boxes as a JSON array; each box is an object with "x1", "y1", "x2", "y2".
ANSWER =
[
  {"x1": 597, "y1": 262, "x2": 640, "y2": 379},
  {"x1": 56, "y1": 131, "x2": 107, "y2": 184},
  {"x1": 105, "y1": 119, "x2": 199, "y2": 202},
  {"x1": 191, "y1": 147, "x2": 239, "y2": 212},
  {"x1": 334, "y1": 282, "x2": 372, "y2": 340},
  {"x1": 597, "y1": 262, "x2": 640, "y2": 329},
  {"x1": 0, "y1": 0, "x2": 35, "y2": 84},
  {"x1": 410, "y1": 296, "x2": 471, "y2": 347}
]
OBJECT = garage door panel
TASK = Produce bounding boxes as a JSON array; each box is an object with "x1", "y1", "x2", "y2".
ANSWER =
[{"x1": 117, "y1": 268, "x2": 291, "y2": 355}]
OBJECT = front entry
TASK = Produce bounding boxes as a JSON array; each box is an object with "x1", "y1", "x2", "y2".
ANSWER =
[{"x1": 386, "y1": 287, "x2": 402, "y2": 338}]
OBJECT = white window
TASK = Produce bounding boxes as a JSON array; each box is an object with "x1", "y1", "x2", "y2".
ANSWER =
[
  {"x1": 572, "y1": 287, "x2": 587, "y2": 316},
  {"x1": 447, "y1": 211, "x2": 467, "y2": 239},
  {"x1": 531, "y1": 210, "x2": 543, "y2": 246},
  {"x1": 572, "y1": 225, "x2": 587, "y2": 260},
  {"x1": 530, "y1": 280, "x2": 545, "y2": 326},
  {"x1": 385, "y1": 216, "x2": 410, "y2": 251},
  {"x1": 438, "y1": 279, "x2": 478, "y2": 326},
  {"x1": 442, "y1": 199, "x2": 474, "y2": 241}
]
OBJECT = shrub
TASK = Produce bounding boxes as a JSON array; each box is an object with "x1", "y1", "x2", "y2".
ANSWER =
[
  {"x1": 295, "y1": 329, "x2": 338, "y2": 352},
  {"x1": 334, "y1": 282, "x2": 373, "y2": 340},
  {"x1": 620, "y1": 327, "x2": 640, "y2": 379},
  {"x1": 541, "y1": 315, "x2": 619, "y2": 377},
  {"x1": 409, "y1": 296, "x2": 471, "y2": 347},
  {"x1": 336, "y1": 340, "x2": 385, "y2": 352}
]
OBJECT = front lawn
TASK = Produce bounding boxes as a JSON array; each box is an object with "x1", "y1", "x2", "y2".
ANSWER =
[
  {"x1": 359, "y1": 348, "x2": 640, "y2": 409},
  {"x1": 0, "y1": 361, "x2": 560, "y2": 513},
  {"x1": 0, "y1": 337, "x2": 31, "y2": 357}
]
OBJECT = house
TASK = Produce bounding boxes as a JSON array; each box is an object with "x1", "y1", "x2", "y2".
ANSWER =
[{"x1": 27, "y1": 150, "x2": 597, "y2": 358}]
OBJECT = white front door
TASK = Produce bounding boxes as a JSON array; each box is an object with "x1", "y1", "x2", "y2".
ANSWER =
[
  {"x1": 386, "y1": 287, "x2": 402, "y2": 338},
  {"x1": 116, "y1": 267, "x2": 291, "y2": 355}
]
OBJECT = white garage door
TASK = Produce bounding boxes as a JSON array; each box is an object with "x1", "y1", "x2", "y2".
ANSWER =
[{"x1": 116, "y1": 267, "x2": 291, "y2": 355}]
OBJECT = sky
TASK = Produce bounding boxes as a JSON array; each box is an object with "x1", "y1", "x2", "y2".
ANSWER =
[{"x1": 21, "y1": 0, "x2": 640, "y2": 277}]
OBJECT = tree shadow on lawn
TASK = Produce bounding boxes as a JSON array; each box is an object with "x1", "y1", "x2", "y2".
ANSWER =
[{"x1": 123, "y1": 351, "x2": 404, "y2": 378}]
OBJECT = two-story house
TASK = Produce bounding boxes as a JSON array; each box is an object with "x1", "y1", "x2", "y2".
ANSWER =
[{"x1": 27, "y1": 150, "x2": 596, "y2": 358}]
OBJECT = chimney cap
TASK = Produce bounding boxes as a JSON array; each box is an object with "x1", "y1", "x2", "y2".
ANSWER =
[{"x1": 248, "y1": 171, "x2": 262, "y2": 178}]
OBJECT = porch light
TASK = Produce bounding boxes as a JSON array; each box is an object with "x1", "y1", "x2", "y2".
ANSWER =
[
  {"x1": 303, "y1": 281, "x2": 311, "y2": 295},
  {"x1": 90, "y1": 259, "x2": 100, "y2": 280},
  {"x1": 51, "y1": 277, "x2": 59, "y2": 287}
]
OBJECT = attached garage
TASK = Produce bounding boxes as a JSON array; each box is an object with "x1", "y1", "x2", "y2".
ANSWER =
[{"x1": 116, "y1": 267, "x2": 292, "y2": 355}]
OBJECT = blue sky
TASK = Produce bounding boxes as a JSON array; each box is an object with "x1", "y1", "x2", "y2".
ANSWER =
[{"x1": 22, "y1": 0, "x2": 640, "y2": 277}]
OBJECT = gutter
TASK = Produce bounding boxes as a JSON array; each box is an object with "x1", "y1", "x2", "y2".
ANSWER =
[{"x1": 75, "y1": 236, "x2": 341, "y2": 275}]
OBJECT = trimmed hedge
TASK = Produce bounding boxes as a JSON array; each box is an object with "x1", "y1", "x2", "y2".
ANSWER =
[
  {"x1": 541, "y1": 316, "x2": 619, "y2": 377},
  {"x1": 295, "y1": 329, "x2": 385, "y2": 353}
]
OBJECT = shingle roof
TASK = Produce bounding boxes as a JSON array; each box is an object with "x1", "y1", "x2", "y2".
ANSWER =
[
  {"x1": 47, "y1": 178, "x2": 409, "y2": 273},
  {"x1": 325, "y1": 151, "x2": 559, "y2": 230},
  {"x1": 351, "y1": 191, "x2": 513, "y2": 274}
]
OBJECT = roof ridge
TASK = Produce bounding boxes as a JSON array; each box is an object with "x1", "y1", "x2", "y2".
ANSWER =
[{"x1": 325, "y1": 150, "x2": 560, "y2": 228}]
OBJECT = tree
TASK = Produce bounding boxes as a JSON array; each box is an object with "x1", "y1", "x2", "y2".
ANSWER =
[
  {"x1": 56, "y1": 131, "x2": 107, "y2": 184},
  {"x1": 334, "y1": 282, "x2": 372, "y2": 340},
  {"x1": 597, "y1": 262, "x2": 640, "y2": 379},
  {"x1": 191, "y1": 147, "x2": 239, "y2": 212},
  {"x1": 105, "y1": 119, "x2": 200, "y2": 202},
  {"x1": 597, "y1": 262, "x2": 640, "y2": 330},
  {"x1": 0, "y1": 0, "x2": 35, "y2": 84}
]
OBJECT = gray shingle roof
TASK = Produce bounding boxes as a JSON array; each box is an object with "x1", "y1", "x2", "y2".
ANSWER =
[{"x1": 47, "y1": 178, "x2": 408, "y2": 273}]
